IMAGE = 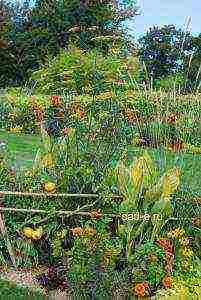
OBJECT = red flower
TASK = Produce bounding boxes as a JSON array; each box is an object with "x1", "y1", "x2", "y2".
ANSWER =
[
  {"x1": 116, "y1": 79, "x2": 125, "y2": 86},
  {"x1": 156, "y1": 239, "x2": 171, "y2": 249},
  {"x1": 133, "y1": 283, "x2": 149, "y2": 297},
  {"x1": 162, "y1": 276, "x2": 173, "y2": 289},
  {"x1": 50, "y1": 95, "x2": 61, "y2": 106},
  {"x1": 90, "y1": 210, "x2": 103, "y2": 219},
  {"x1": 165, "y1": 250, "x2": 173, "y2": 258},
  {"x1": 156, "y1": 239, "x2": 173, "y2": 258}
]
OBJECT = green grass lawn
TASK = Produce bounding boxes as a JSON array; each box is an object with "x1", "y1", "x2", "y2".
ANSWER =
[
  {"x1": 0, "y1": 279, "x2": 44, "y2": 300},
  {"x1": 0, "y1": 130, "x2": 42, "y2": 169}
]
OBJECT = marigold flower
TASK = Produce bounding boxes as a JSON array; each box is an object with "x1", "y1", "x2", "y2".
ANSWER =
[
  {"x1": 62, "y1": 127, "x2": 72, "y2": 136},
  {"x1": 23, "y1": 227, "x2": 34, "y2": 239},
  {"x1": 96, "y1": 91, "x2": 114, "y2": 101},
  {"x1": 148, "y1": 252, "x2": 157, "y2": 262},
  {"x1": 133, "y1": 282, "x2": 149, "y2": 297},
  {"x1": 179, "y1": 238, "x2": 189, "y2": 246},
  {"x1": 9, "y1": 126, "x2": 23, "y2": 133},
  {"x1": 180, "y1": 247, "x2": 193, "y2": 258},
  {"x1": 167, "y1": 228, "x2": 185, "y2": 239},
  {"x1": 90, "y1": 210, "x2": 103, "y2": 219},
  {"x1": 23, "y1": 227, "x2": 42, "y2": 240},
  {"x1": 33, "y1": 107, "x2": 45, "y2": 122},
  {"x1": 168, "y1": 139, "x2": 184, "y2": 152},
  {"x1": 57, "y1": 109, "x2": 65, "y2": 119},
  {"x1": 125, "y1": 90, "x2": 136, "y2": 99},
  {"x1": 83, "y1": 227, "x2": 96, "y2": 237},
  {"x1": 162, "y1": 276, "x2": 173, "y2": 289},
  {"x1": 197, "y1": 197, "x2": 201, "y2": 205},
  {"x1": 50, "y1": 95, "x2": 61, "y2": 106},
  {"x1": 72, "y1": 227, "x2": 83, "y2": 237},
  {"x1": 192, "y1": 217, "x2": 201, "y2": 227},
  {"x1": 44, "y1": 181, "x2": 56, "y2": 193},
  {"x1": 166, "y1": 113, "x2": 178, "y2": 124},
  {"x1": 122, "y1": 108, "x2": 138, "y2": 123}
]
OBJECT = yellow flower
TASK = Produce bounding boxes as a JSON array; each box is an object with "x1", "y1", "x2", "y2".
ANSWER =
[
  {"x1": 125, "y1": 90, "x2": 136, "y2": 99},
  {"x1": 179, "y1": 238, "x2": 189, "y2": 246},
  {"x1": 96, "y1": 91, "x2": 115, "y2": 101},
  {"x1": 167, "y1": 228, "x2": 185, "y2": 239},
  {"x1": 9, "y1": 126, "x2": 22, "y2": 133},
  {"x1": 8, "y1": 112, "x2": 17, "y2": 119},
  {"x1": 23, "y1": 227, "x2": 43, "y2": 240},
  {"x1": 25, "y1": 171, "x2": 33, "y2": 177},
  {"x1": 83, "y1": 227, "x2": 96, "y2": 237},
  {"x1": 23, "y1": 227, "x2": 34, "y2": 239},
  {"x1": 56, "y1": 230, "x2": 67, "y2": 240},
  {"x1": 181, "y1": 247, "x2": 193, "y2": 258},
  {"x1": 32, "y1": 227, "x2": 43, "y2": 240},
  {"x1": 42, "y1": 153, "x2": 54, "y2": 168},
  {"x1": 44, "y1": 181, "x2": 56, "y2": 193}
]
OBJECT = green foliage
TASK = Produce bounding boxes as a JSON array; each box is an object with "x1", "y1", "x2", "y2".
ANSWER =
[
  {"x1": 130, "y1": 242, "x2": 166, "y2": 288},
  {"x1": 30, "y1": 47, "x2": 139, "y2": 95},
  {"x1": 138, "y1": 25, "x2": 194, "y2": 86},
  {"x1": 154, "y1": 74, "x2": 185, "y2": 92}
]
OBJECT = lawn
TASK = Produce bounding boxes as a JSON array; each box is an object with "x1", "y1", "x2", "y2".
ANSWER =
[{"x1": 0, "y1": 130, "x2": 42, "y2": 169}]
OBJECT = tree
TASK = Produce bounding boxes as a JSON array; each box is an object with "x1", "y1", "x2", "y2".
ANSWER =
[
  {"x1": 26, "y1": 0, "x2": 138, "y2": 55},
  {"x1": 138, "y1": 25, "x2": 193, "y2": 83},
  {"x1": 185, "y1": 34, "x2": 201, "y2": 92},
  {"x1": 0, "y1": 0, "x2": 39, "y2": 87}
]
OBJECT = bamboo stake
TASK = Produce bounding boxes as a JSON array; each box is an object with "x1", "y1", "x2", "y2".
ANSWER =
[
  {"x1": 0, "y1": 191, "x2": 123, "y2": 199},
  {"x1": 0, "y1": 207, "x2": 120, "y2": 218}
]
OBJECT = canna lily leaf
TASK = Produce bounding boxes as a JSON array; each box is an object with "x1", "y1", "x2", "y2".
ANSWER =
[
  {"x1": 162, "y1": 167, "x2": 180, "y2": 198},
  {"x1": 116, "y1": 160, "x2": 134, "y2": 200},
  {"x1": 130, "y1": 151, "x2": 157, "y2": 192}
]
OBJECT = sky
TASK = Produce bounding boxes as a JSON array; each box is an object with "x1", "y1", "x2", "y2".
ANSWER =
[{"x1": 131, "y1": 0, "x2": 201, "y2": 38}]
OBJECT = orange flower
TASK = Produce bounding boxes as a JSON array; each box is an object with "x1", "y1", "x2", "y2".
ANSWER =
[
  {"x1": 192, "y1": 217, "x2": 201, "y2": 227},
  {"x1": 90, "y1": 210, "x2": 103, "y2": 219},
  {"x1": 33, "y1": 107, "x2": 45, "y2": 122},
  {"x1": 133, "y1": 283, "x2": 149, "y2": 297},
  {"x1": 57, "y1": 109, "x2": 65, "y2": 119},
  {"x1": 72, "y1": 227, "x2": 83, "y2": 237},
  {"x1": 168, "y1": 139, "x2": 184, "y2": 152},
  {"x1": 50, "y1": 95, "x2": 61, "y2": 106},
  {"x1": 70, "y1": 103, "x2": 85, "y2": 119},
  {"x1": 122, "y1": 108, "x2": 138, "y2": 123},
  {"x1": 62, "y1": 127, "x2": 72, "y2": 136},
  {"x1": 156, "y1": 239, "x2": 173, "y2": 258},
  {"x1": 162, "y1": 276, "x2": 173, "y2": 289},
  {"x1": 166, "y1": 113, "x2": 178, "y2": 125},
  {"x1": 197, "y1": 197, "x2": 201, "y2": 205},
  {"x1": 156, "y1": 239, "x2": 172, "y2": 249}
]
